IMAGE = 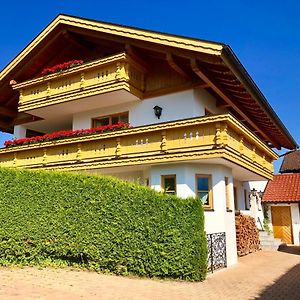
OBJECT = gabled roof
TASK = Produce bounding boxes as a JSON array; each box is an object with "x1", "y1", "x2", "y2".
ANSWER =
[
  {"x1": 279, "y1": 150, "x2": 300, "y2": 173},
  {"x1": 0, "y1": 14, "x2": 297, "y2": 150},
  {"x1": 262, "y1": 173, "x2": 300, "y2": 202},
  {"x1": 0, "y1": 14, "x2": 224, "y2": 81}
]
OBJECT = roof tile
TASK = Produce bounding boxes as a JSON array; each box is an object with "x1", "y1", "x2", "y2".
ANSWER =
[
  {"x1": 262, "y1": 173, "x2": 300, "y2": 202},
  {"x1": 280, "y1": 150, "x2": 300, "y2": 173}
]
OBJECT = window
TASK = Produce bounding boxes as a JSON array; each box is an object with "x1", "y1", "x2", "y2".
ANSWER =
[
  {"x1": 26, "y1": 129, "x2": 44, "y2": 138},
  {"x1": 161, "y1": 175, "x2": 176, "y2": 195},
  {"x1": 244, "y1": 189, "x2": 249, "y2": 210},
  {"x1": 196, "y1": 175, "x2": 212, "y2": 208},
  {"x1": 92, "y1": 112, "x2": 129, "y2": 127},
  {"x1": 234, "y1": 187, "x2": 238, "y2": 210},
  {"x1": 225, "y1": 177, "x2": 231, "y2": 210}
]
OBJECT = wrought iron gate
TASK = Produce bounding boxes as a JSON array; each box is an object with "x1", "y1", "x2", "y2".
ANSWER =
[{"x1": 206, "y1": 232, "x2": 227, "y2": 273}]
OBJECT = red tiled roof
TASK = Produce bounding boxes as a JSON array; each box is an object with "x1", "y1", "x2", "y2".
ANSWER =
[{"x1": 262, "y1": 173, "x2": 300, "y2": 203}]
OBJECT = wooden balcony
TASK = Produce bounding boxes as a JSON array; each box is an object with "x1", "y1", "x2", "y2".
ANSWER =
[
  {"x1": 13, "y1": 53, "x2": 146, "y2": 112},
  {"x1": 0, "y1": 114, "x2": 278, "y2": 179}
]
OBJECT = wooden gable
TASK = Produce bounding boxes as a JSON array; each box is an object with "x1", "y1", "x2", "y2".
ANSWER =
[{"x1": 0, "y1": 14, "x2": 297, "y2": 150}]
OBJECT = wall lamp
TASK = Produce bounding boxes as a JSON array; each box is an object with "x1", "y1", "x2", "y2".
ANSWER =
[{"x1": 153, "y1": 105, "x2": 162, "y2": 119}]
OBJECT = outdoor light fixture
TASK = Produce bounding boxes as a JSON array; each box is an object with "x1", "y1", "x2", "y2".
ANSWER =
[
  {"x1": 250, "y1": 188, "x2": 257, "y2": 197},
  {"x1": 153, "y1": 105, "x2": 162, "y2": 119}
]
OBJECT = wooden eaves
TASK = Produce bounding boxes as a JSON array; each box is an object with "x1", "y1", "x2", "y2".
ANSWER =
[{"x1": 0, "y1": 14, "x2": 296, "y2": 150}]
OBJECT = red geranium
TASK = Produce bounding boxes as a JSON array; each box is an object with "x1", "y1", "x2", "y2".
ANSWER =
[
  {"x1": 4, "y1": 122, "x2": 131, "y2": 148},
  {"x1": 41, "y1": 60, "x2": 84, "y2": 76}
]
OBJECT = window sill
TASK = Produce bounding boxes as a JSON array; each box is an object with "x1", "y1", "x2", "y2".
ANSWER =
[{"x1": 204, "y1": 208, "x2": 214, "y2": 212}]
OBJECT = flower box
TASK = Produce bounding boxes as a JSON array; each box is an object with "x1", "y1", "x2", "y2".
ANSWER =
[
  {"x1": 41, "y1": 60, "x2": 84, "y2": 76},
  {"x1": 5, "y1": 123, "x2": 130, "y2": 148}
]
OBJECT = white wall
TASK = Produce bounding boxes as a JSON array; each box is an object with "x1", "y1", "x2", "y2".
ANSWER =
[
  {"x1": 14, "y1": 87, "x2": 226, "y2": 136},
  {"x1": 13, "y1": 125, "x2": 27, "y2": 139},
  {"x1": 234, "y1": 179, "x2": 246, "y2": 210},
  {"x1": 73, "y1": 88, "x2": 226, "y2": 130},
  {"x1": 150, "y1": 163, "x2": 194, "y2": 198},
  {"x1": 291, "y1": 203, "x2": 300, "y2": 246},
  {"x1": 150, "y1": 163, "x2": 237, "y2": 266},
  {"x1": 194, "y1": 88, "x2": 226, "y2": 115},
  {"x1": 291, "y1": 204, "x2": 300, "y2": 245}
]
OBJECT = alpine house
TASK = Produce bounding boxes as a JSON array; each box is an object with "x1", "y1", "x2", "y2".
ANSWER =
[{"x1": 0, "y1": 15, "x2": 297, "y2": 267}]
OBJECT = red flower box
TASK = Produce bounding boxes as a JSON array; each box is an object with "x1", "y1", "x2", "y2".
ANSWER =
[
  {"x1": 41, "y1": 60, "x2": 84, "y2": 76},
  {"x1": 4, "y1": 123, "x2": 130, "y2": 148}
]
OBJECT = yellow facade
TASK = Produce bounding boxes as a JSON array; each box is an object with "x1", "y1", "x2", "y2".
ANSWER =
[
  {"x1": 0, "y1": 114, "x2": 277, "y2": 179},
  {"x1": 0, "y1": 14, "x2": 296, "y2": 183},
  {"x1": 13, "y1": 53, "x2": 146, "y2": 112}
]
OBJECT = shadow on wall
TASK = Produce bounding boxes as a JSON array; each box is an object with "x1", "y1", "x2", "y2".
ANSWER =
[{"x1": 255, "y1": 260, "x2": 300, "y2": 299}]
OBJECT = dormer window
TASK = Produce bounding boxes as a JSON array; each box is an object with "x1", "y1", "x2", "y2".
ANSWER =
[{"x1": 92, "y1": 112, "x2": 129, "y2": 127}]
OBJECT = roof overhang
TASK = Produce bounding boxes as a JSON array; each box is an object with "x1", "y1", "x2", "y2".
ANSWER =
[{"x1": 0, "y1": 14, "x2": 297, "y2": 150}]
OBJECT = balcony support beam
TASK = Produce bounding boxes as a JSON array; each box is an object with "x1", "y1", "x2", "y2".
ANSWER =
[
  {"x1": 125, "y1": 44, "x2": 150, "y2": 72},
  {"x1": 190, "y1": 58, "x2": 279, "y2": 149},
  {"x1": 166, "y1": 53, "x2": 189, "y2": 79}
]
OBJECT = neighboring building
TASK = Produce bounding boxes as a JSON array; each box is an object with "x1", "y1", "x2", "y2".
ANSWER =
[
  {"x1": 263, "y1": 150, "x2": 300, "y2": 245},
  {"x1": 279, "y1": 150, "x2": 300, "y2": 173},
  {"x1": 0, "y1": 15, "x2": 297, "y2": 267}
]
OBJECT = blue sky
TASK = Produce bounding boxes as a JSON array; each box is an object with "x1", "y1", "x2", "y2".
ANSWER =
[{"x1": 0, "y1": 1, "x2": 299, "y2": 172}]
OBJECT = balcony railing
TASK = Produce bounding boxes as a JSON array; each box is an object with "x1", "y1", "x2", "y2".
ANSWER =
[
  {"x1": 0, "y1": 114, "x2": 277, "y2": 179},
  {"x1": 12, "y1": 53, "x2": 146, "y2": 112}
]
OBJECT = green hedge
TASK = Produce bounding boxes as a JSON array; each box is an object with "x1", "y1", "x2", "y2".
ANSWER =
[{"x1": 0, "y1": 167, "x2": 207, "y2": 281}]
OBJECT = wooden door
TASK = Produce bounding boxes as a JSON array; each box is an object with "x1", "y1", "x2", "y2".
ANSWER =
[{"x1": 271, "y1": 206, "x2": 293, "y2": 244}]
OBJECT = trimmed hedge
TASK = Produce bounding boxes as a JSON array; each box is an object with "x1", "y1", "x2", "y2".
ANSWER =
[{"x1": 0, "y1": 167, "x2": 207, "y2": 281}]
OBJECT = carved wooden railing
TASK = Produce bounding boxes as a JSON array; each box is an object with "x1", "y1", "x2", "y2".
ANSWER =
[
  {"x1": 12, "y1": 53, "x2": 146, "y2": 112},
  {"x1": 0, "y1": 114, "x2": 277, "y2": 179}
]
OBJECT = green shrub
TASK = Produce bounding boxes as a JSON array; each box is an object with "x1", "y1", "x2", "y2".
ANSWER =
[
  {"x1": 262, "y1": 204, "x2": 272, "y2": 235},
  {"x1": 0, "y1": 167, "x2": 207, "y2": 281}
]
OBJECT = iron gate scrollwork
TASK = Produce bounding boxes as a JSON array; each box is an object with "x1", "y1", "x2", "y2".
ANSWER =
[{"x1": 206, "y1": 232, "x2": 227, "y2": 273}]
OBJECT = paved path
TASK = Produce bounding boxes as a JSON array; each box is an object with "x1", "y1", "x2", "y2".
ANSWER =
[{"x1": 0, "y1": 249, "x2": 299, "y2": 299}]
